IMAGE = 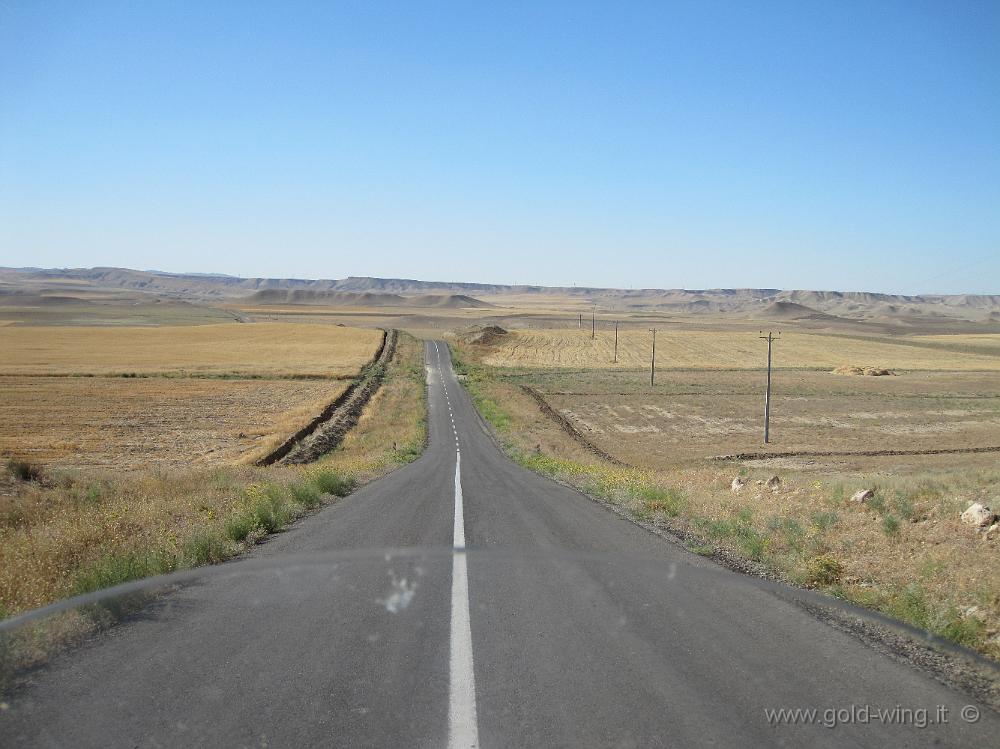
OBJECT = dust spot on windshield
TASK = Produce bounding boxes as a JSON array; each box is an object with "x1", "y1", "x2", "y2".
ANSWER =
[{"x1": 378, "y1": 569, "x2": 420, "y2": 613}]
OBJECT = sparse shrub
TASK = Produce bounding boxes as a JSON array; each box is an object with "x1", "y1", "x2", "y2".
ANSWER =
[
  {"x1": 225, "y1": 510, "x2": 260, "y2": 543},
  {"x1": 697, "y1": 517, "x2": 733, "y2": 539},
  {"x1": 73, "y1": 550, "x2": 173, "y2": 595},
  {"x1": 638, "y1": 485, "x2": 685, "y2": 517},
  {"x1": 804, "y1": 554, "x2": 844, "y2": 587},
  {"x1": 697, "y1": 511, "x2": 770, "y2": 561},
  {"x1": 810, "y1": 510, "x2": 839, "y2": 532},
  {"x1": 290, "y1": 480, "x2": 322, "y2": 509},
  {"x1": 211, "y1": 469, "x2": 239, "y2": 490},
  {"x1": 734, "y1": 524, "x2": 770, "y2": 561},
  {"x1": 247, "y1": 494, "x2": 283, "y2": 533},
  {"x1": 182, "y1": 531, "x2": 230, "y2": 566},
  {"x1": 395, "y1": 433, "x2": 425, "y2": 463},
  {"x1": 309, "y1": 469, "x2": 356, "y2": 497},
  {"x1": 867, "y1": 490, "x2": 887, "y2": 514},
  {"x1": 892, "y1": 492, "x2": 916, "y2": 521},
  {"x1": 6, "y1": 459, "x2": 43, "y2": 482},
  {"x1": 882, "y1": 584, "x2": 983, "y2": 648},
  {"x1": 767, "y1": 516, "x2": 805, "y2": 552},
  {"x1": 890, "y1": 584, "x2": 931, "y2": 629},
  {"x1": 882, "y1": 514, "x2": 901, "y2": 537},
  {"x1": 83, "y1": 484, "x2": 103, "y2": 504}
]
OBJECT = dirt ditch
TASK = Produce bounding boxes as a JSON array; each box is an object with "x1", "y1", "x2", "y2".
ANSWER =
[
  {"x1": 713, "y1": 445, "x2": 1000, "y2": 462},
  {"x1": 519, "y1": 385, "x2": 632, "y2": 468},
  {"x1": 257, "y1": 329, "x2": 398, "y2": 466}
]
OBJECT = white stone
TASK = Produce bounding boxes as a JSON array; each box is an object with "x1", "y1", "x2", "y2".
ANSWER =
[{"x1": 960, "y1": 502, "x2": 995, "y2": 528}]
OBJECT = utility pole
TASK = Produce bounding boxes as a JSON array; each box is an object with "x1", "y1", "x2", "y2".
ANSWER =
[
  {"x1": 648, "y1": 328, "x2": 657, "y2": 386},
  {"x1": 759, "y1": 331, "x2": 780, "y2": 443},
  {"x1": 613, "y1": 321, "x2": 618, "y2": 363},
  {"x1": 591, "y1": 306, "x2": 596, "y2": 339},
  {"x1": 579, "y1": 313, "x2": 582, "y2": 328}
]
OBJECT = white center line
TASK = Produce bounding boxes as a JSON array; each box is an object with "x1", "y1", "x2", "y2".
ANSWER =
[
  {"x1": 446, "y1": 349, "x2": 479, "y2": 748},
  {"x1": 448, "y1": 451, "x2": 478, "y2": 747}
]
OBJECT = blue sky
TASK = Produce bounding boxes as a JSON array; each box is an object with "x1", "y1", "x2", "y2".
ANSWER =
[{"x1": 1, "y1": 1, "x2": 998, "y2": 293}]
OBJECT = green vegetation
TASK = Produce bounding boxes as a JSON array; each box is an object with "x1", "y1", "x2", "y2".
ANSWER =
[
  {"x1": 74, "y1": 550, "x2": 174, "y2": 596},
  {"x1": 687, "y1": 543, "x2": 715, "y2": 556},
  {"x1": 803, "y1": 554, "x2": 845, "y2": 587},
  {"x1": 73, "y1": 468, "x2": 360, "y2": 595},
  {"x1": 882, "y1": 514, "x2": 901, "y2": 537},
  {"x1": 842, "y1": 583, "x2": 986, "y2": 649},
  {"x1": 182, "y1": 531, "x2": 231, "y2": 566},
  {"x1": 450, "y1": 348, "x2": 511, "y2": 432},
  {"x1": 310, "y1": 469, "x2": 357, "y2": 497},
  {"x1": 695, "y1": 510, "x2": 771, "y2": 562}
]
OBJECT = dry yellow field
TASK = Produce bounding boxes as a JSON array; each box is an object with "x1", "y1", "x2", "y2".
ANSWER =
[
  {"x1": 477, "y1": 329, "x2": 1000, "y2": 370},
  {"x1": 0, "y1": 323, "x2": 382, "y2": 377},
  {"x1": 0, "y1": 322, "x2": 385, "y2": 469},
  {"x1": 455, "y1": 347, "x2": 1000, "y2": 660},
  {"x1": 535, "y1": 370, "x2": 1000, "y2": 466},
  {"x1": 0, "y1": 376, "x2": 350, "y2": 469},
  {"x1": 914, "y1": 334, "x2": 1000, "y2": 353}
]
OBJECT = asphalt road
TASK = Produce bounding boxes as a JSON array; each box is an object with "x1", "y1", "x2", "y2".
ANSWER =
[{"x1": 3, "y1": 341, "x2": 997, "y2": 747}]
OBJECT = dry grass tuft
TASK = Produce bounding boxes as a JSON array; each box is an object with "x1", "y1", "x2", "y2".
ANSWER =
[{"x1": 832, "y1": 365, "x2": 894, "y2": 376}]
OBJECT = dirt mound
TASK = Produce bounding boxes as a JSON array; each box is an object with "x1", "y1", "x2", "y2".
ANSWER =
[
  {"x1": 832, "y1": 365, "x2": 896, "y2": 376},
  {"x1": 407, "y1": 294, "x2": 494, "y2": 309},
  {"x1": 464, "y1": 325, "x2": 509, "y2": 346}
]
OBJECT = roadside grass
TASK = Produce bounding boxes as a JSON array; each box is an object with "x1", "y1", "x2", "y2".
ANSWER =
[
  {"x1": 0, "y1": 464, "x2": 362, "y2": 693},
  {"x1": 15, "y1": 467, "x2": 362, "y2": 606},
  {"x1": 449, "y1": 341, "x2": 1000, "y2": 661}
]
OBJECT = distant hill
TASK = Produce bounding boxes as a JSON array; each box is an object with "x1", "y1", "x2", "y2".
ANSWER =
[
  {"x1": 247, "y1": 289, "x2": 409, "y2": 306},
  {"x1": 757, "y1": 301, "x2": 847, "y2": 322},
  {"x1": 1, "y1": 266, "x2": 998, "y2": 322},
  {"x1": 406, "y1": 294, "x2": 494, "y2": 309},
  {"x1": 245, "y1": 288, "x2": 494, "y2": 308}
]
